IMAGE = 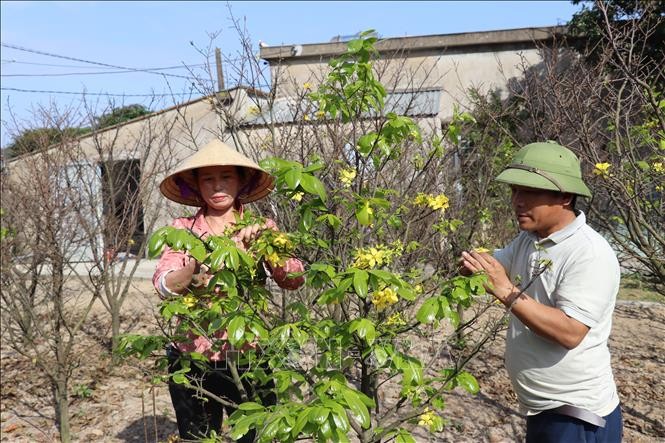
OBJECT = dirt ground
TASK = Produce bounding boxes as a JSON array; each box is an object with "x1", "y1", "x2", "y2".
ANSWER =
[{"x1": 1, "y1": 279, "x2": 663, "y2": 442}]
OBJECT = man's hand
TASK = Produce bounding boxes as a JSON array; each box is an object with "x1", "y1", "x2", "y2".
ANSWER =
[{"x1": 460, "y1": 250, "x2": 514, "y2": 303}]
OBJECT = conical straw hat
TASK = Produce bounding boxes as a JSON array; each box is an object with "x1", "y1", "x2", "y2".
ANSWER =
[{"x1": 159, "y1": 139, "x2": 274, "y2": 206}]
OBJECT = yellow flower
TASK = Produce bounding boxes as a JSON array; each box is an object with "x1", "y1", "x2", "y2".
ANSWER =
[
  {"x1": 414, "y1": 284, "x2": 423, "y2": 295},
  {"x1": 273, "y1": 233, "x2": 290, "y2": 248},
  {"x1": 247, "y1": 105, "x2": 261, "y2": 116},
  {"x1": 265, "y1": 252, "x2": 283, "y2": 267},
  {"x1": 384, "y1": 312, "x2": 406, "y2": 326},
  {"x1": 182, "y1": 295, "x2": 197, "y2": 308},
  {"x1": 593, "y1": 162, "x2": 611, "y2": 178},
  {"x1": 339, "y1": 168, "x2": 357, "y2": 187},
  {"x1": 315, "y1": 110, "x2": 326, "y2": 119},
  {"x1": 303, "y1": 82, "x2": 313, "y2": 90},
  {"x1": 127, "y1": 239, "x2": 136, "y2": 246},
  {"x1": 303, "y1": 114, "x2": 311, "y2": 121},
  {"x1": 292, "y1": 192, "x2": 304, "y2": 202},
  {"x1": 428, "y1": 194, "x2": 449, "y2": 211},
  {"x1": 413, "y1": 193, "x2": 450, "y2": 213},
  {"x1": 418, "y1": 408, "x2": 436, "y2": 427},
  {"x1": 352, "y1": 242, "x2": 403, "y2": 270},
  {"x1": 371, "y1": 287, "x2": 398, "y2": 311},
  {"x1": 413, "y1": 193, "x2": 428, "y2": 206},
  {"x1": 653, "y1": 162, "x2": 664, "y2": 173}
]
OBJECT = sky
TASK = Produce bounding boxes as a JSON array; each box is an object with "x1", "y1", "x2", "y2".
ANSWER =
[{"x1": 0, "y1": 1, "x2": 583, "y2": 147}]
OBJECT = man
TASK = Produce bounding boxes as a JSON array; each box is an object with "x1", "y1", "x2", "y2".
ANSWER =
[{"x1": 460, "y1": 141, "x2": 622, "y2": 442}]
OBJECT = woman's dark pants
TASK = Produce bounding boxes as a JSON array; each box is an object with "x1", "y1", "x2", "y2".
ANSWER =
[{"x1": 167, "y1": 347, "x2": 276, "y2": 442}]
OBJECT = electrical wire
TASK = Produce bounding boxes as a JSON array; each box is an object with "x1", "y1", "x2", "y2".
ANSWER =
[
  {"x1": 1, "y1": 43, "x2": 194, "y2": 80},
  {"x1": 1, "y1": 59, "x2": 208, "y2": 70},
  {"x1": 1, "y1": 87, "x2": 201, "y2": 98},
  {"x1": 3, "y1": 69, "x2": 208, "y2": 77}
]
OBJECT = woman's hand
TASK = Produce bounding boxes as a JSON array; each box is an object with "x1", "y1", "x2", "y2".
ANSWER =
[
  {"x1": 234, "y1": 222, "x2": 278, "y2": 248},
  {"x1": 164, "y1": 256, "x2": 201, "y2": 294}
]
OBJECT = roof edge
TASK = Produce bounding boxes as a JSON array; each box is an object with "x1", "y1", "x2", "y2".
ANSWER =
[
  {"x1": 260, "y1": 25, "x2": 568, "y2": 61},
  {"x1": 3, "y1": 85, "x2": 271, "y2": 164}
]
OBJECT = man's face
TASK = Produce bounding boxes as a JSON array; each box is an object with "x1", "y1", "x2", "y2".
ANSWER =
[{"x1": 510, "y1": 185, "x2": 574, "y2": 238}]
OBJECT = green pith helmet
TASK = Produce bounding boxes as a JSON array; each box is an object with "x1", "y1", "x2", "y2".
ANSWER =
[{"x1": 495, "y1": 141, "x2": 592, "y2": 198}]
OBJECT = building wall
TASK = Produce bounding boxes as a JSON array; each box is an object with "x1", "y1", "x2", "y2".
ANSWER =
[
  {"x1": 4, "y1": 28, "x2": 564, "y2": 263},
  {"x1": 261, "y1": 27, "x2": 562, "y2": 121}
]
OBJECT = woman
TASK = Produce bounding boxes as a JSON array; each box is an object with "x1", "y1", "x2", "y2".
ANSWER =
[{"x1": 153, "y1": 139, "x2": 304, "y2": 441}]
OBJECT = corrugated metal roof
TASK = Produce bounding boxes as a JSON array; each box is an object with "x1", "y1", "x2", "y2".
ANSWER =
[{"x1": 239, "y1": 89, "x2": 441, "y2": 127}]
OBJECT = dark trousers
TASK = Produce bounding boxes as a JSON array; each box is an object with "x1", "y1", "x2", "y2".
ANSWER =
[
  {"x1": 167, "y1": 346, "x2": 276, "y2": 442},
  {"x1": 526, "y1": 404, "x2": 622, "y2": 443}
]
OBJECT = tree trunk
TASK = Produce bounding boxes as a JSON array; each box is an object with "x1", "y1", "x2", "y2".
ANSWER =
[
  {"x1": 54, "y1": 377, "x2": 71, "y2": 443},
  {"x1": 110, "y1": 307, "x2": 121, "y2": 365}
]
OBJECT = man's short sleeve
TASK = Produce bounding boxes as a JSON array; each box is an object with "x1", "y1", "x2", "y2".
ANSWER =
[{"x1": 555, "y1": 247, "x2": 619, "y2": 328}]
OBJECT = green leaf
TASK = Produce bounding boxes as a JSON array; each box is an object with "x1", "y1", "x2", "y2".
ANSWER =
[
  {"x1": 395, "y1": 429, "x2": 417, "y2": 443},
  {"x1": 396, "y1": 284, "x2": 415, "y2": 301},
  {"x1": 263, "y1": 417, "x2": 282, "y2": 439},
  {"x1": 367, "y1": 269, "x2": 393, "y2": 281},
  {"x1": 311, "y1": 406, "x2": 330, "y2": 425},
  {"x1": 172, "y1": 229, "x2": 190, "y2": 250},
  {"x1": 208, "y1": 248, "x2": 227, "y2": 271},
  {"x1": 326, "y1": 401, "x2": 350, "y2": 432},
  {"x1": 342, "y1": 389, "x2": 370, "y2": 428},
  {"x1": 171, "y1": 372, "x2": 188, "y2": 385},
  {"x1": 348, "y1": 38, "x2": 364, "y2": 52},
  {"x1": 228, "y1": 316, "x2": 246, "y2": 346},
  {"x1": 285, "y1": 167, "x2": 303, "y2": 189},
  {"x1": 416, "y1": 297, "x2": 439, "y2": 324},
  {"x1": 291, "y1": 326, "x2": 309, "y2": 347},
  {"x1": 293, "y1": 408, "x2": 311, "y2": 437},
  {"x1": 147, "y1": 227, "x2": 170, "y2": 258},
  {"x1": 238, "y1": 402, "x2": 265, "y2": 411},
  {"x1": 456, "y1": 371, "x2": 480, "y2": 394},
  {"x1": 373, "y1": 345, "x2": 389, "y2": 366},
  {"x1": 355, "y1": 204, "x2": 371, "y2": 226},
  {"x1": 300, "y1": 173, "x2": 327, "y2": 201},
  {"x1": 299, "y1": 208, "x2": 314, "y2": 232},
  {"x1": 317, "y1": 214, "x2": 341, "y2": 230},
  {"x1": 274, "y1": 371, "x2": 292, "y2": 393},
  {"x1": 303, "y1": 162, "x2": 324, "y2": 173},
  {"x1": 352, "y1": 269, "x2": 369, "y2": 298},
  {"x1": 217, "y1": 270, "x2": 237, "y2": 289},
  {"x1": 469, "y1": 274, "x2": 487, "y2": 295},
  {"x1": 357, "y1": 133, "x2": 377, "y2": 157},
  {"x1": 226, "y1": 248, "x2": 240, "y2": 270},
  {"x1": 350, "y1": 318, "x2": 376, "y2": 345},
  {"x1": 636, "y1": 160, "x2": 650, "y2": 171},
  {"x1": 402, "y1": 360, "x2": 423, "y2": 386},
  {"x1": 189, "y1": 243, "x2": 207, "y2": 263},
  {"x1": 229, "y1": 414, "x2": 255, "y2": 439}
]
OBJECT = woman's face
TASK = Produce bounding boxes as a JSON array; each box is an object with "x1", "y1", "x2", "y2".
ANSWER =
[{"x1": 196, "y1": 166, "x2": 241, "y2": 213}]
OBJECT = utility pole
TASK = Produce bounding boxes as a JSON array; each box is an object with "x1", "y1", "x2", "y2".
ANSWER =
[{"x1": 215, "y1": 47, "x2": 225, "y2": 92}]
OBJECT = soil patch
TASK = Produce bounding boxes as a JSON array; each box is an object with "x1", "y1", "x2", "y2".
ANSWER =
[{"x1": 1, "y1": 279, "x2": 663, "y2": 442}]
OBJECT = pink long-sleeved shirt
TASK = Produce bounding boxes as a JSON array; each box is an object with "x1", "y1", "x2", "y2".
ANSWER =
[{"x1": 152, "y1": 207, "x2": 305, "y2": 360}]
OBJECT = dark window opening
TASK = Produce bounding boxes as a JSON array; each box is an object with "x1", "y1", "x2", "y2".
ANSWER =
[{"x1": 100, "y1": 159, "x2": 144, "y2": 257}]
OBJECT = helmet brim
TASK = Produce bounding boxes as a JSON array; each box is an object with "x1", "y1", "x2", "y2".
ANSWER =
[{"x1": 496, "y1": 168, "x2": 592, "y2": 198}]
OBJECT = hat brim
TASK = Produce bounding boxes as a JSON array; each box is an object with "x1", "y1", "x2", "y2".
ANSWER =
[
  {"x1": 159, "y1": 139, "x2": 275, "y2": 207},
  {"x1": 496, "y1": 168, "x2": 592, "y2": 198},
  {"x1": 160, "y1": 167, "x2": 274, "y2": 207}
]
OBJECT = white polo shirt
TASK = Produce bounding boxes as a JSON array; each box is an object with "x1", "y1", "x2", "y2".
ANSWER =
[{"x1": 494, "y1": 211, "x2": 620, "y2": 417}]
